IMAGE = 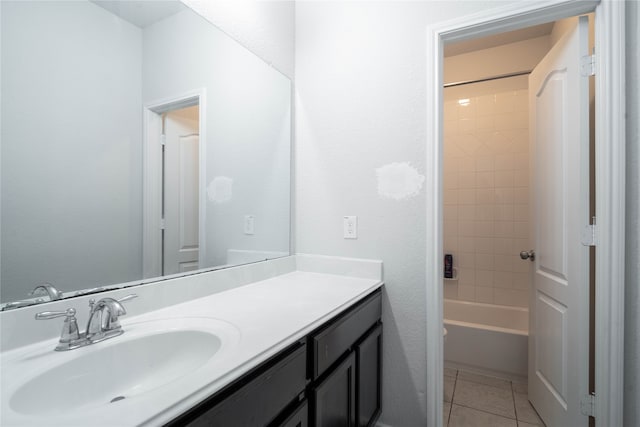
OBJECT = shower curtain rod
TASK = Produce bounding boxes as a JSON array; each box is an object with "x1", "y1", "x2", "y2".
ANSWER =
[{"x1": 443, "y1": 70, "x2": 532, "y2": 88}]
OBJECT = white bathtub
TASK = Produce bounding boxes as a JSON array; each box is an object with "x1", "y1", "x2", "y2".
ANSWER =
[{"x1": 444, "y1": 299, "x2": 528, "y2": 379}]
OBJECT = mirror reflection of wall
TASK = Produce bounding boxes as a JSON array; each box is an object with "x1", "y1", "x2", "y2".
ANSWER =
[{"x1": 0, "y1": 0, "x2": 291, "y2": 306}]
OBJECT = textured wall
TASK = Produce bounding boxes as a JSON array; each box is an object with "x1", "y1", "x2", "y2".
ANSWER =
[
  {"x1": 182, "y1": 0, "x2": 295, "y2": 79},
  {"x1": 624, "y1": 1, "x2": 640, "y2": 425},
  {"x1": 294, "y1": 2, "x2": 521, "y2": 425}
]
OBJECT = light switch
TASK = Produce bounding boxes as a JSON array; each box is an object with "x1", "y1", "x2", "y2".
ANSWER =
[
  {"x1": 343, "y1": 216, "x2": 357, "y2": 239},
  {"x1": 244, "y1": 215, "x2": 255, "y2": 235}
]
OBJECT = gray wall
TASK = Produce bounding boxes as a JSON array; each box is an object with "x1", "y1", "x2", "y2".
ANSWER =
[
  {"x1": 624, "y1": 1, "x2": 640, "y2": 425},
  {"x1": 1, "y1": 1, "x2": 143, "y2": 302},
  {"x1": 143, "y1": 9, "x2": 291, "y2": 268},
  {"x1": 182, "y1": 0, "x2": 295, "y2": 80}
]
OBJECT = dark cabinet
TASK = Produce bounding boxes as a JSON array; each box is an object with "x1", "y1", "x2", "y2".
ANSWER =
[
  {"x1": 310, "y1": 291, "x2": 382, "y2": 427},
  {"x1": 167, "y1": 343, "x2": 307, "y2": 427},
  {"x1": 277, "y1": 400, "x2": 309, "y2": 427},
  {"x1": 313, "y1": 352, "x2": 356, "y2": 427},
  {"x1": 166, "y1": 288, "x2": 383, "y2": 427},
  {"x1": 356, "y1": 324, "x2": 382, "y2": 427}
]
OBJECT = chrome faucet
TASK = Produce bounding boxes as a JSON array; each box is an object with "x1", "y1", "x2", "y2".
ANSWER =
[
  {"x1": 29, "y1": 283, "x2": 64, "y2": 301},
  {"x1": 35, "y1": 294, "x2": 137, "y2": 351},
  {"x1": 86, "y1": 295, "x2": 137, "y2": 342}
]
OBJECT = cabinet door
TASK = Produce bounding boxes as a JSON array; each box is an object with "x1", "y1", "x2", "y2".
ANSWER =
[
  {"x1": 276, "y1": 400, "x2": 308, "y2": 427},
  {"x1": 356, "y1": 324, "x2": 382, "y2": 427},
  {"x1": 313, "y1": 352, "x2": 356, "y2": 427},
  {"x1": 174, "y1": 344, "x2": 306, "y2": 427}
]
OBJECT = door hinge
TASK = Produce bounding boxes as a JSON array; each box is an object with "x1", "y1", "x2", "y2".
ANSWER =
[
  {"x1": 580, "y1": 393, "x2": 596, "y2": 417},
  {"x1": 160, "y1": 134, "x2": 166, "y2": 146},
  {"x1": 160, "y1": 218, "x2": 166, "y2": 230},
  {"x1": 581, "y1": 217, "x2": 597, "y2": 247},
  {"x1": 581, "y1": 54, "x2": 596, "y2": 77}
]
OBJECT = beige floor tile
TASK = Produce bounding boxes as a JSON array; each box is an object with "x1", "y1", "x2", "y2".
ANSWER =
[
  {"x1": 448, "y1": 404, "x2": 517, "y2": 427},
  {"x1": 453, "y1": 380, "x2": 516, "y2": 418},
  {"x1": 514, "y1": 393, "x2": 544, "y2": 425},
  {"x1": 512, "y1": 381, "x2": 528, "y2": 394},
  {"x1": 518, "y1": 422, "x2": 541, "y2": 427},
  {"x1": 458, "y1": 370, "x2": 511, "y2": 390},
  {"x1": 445, "y1": 367, "x2": 458, "y2": 378},
  {"x1": 444, "y1": 401, "x2": 452, "y2": 426},
  {"x1": 444, "y1": 375, "x2": 455, "y2": 403}
]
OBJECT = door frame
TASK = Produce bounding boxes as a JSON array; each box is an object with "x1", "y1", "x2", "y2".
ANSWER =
[
  {"x1": 425, "y1": 1, "x2": 626, "y2": 426},
  {"x1": 142, "y1": 88, "x2": 207, "y2": 279}
]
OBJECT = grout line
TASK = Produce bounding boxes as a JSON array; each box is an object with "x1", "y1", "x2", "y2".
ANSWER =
[
  {"x1": 450, "y1": 402, "x2": 517, "y2": 422},
  {"x1": 511, "y1": 380, "x2": 520, "y2": 425}
]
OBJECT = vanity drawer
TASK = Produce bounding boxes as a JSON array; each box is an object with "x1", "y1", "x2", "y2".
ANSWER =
[
  {"x1": 311, "y1": 291, "x2": 381, "y2": 379},
  {"x1": 178, "y1": 343, "x2": 307, "y2": 427}
]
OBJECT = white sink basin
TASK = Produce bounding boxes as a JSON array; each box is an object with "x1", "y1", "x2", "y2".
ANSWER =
[{"x1": 3, "y1": 317, "x2": 240, "y2": 420}]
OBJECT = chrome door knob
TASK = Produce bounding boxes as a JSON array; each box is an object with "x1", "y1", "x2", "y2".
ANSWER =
[{"x1": 520, "y1": 250, "x2": 535, "y2": 261}]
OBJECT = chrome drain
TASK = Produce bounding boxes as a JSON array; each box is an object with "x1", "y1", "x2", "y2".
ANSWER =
[{"x1": 110, "y1": 396, "x2": 126, "y2": 403}]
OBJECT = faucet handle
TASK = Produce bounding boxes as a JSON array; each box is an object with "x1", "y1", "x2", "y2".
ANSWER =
[
  {"x1": 117, "y1": 294, "x2": 138, "y2": 304},
  {"x1": 35, "y1": 308, "x2": 81, "y2": 351},
  {"x1": 35, "y1": 308, "x2": 76, "y2": 320}
]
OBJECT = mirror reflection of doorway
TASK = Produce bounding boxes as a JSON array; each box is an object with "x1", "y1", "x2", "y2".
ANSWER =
[{"x1": 162, "y1": 105, "x2": 200, "y2": 275}]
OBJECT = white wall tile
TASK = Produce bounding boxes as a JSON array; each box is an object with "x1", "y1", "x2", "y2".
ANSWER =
[
  {"x1": 476, "y1": 270, "x2": 494, "y2": 287},
  {"x1": 476, "y1": 253, "x2": 494, "y2": 270},
  {"x1": 459, "y1": 172, "x2": 477, "y2": 189},
  {"x1": 444, "y1": 172, "x2": 459, "y2": 190},
  {"x1": 475, "y1": 156, "x2": 494, "y2": 171},
  {"x1": 458, "y1": 237, "x2": 476, "y2": 252},
  {"x1": 494, "y1": 288, "x2": 528, "y2": 307},
  {"x1": 476, "y1": 286, "x2": 494, "y2": 303},
  {"x1": 458, "y1": 285, "x2": 476, "y2": 301},
  {"x1": 495, "y1": 153, "x2": 515, "y2": 170},
  {"x1": 443, "y1": 87, "x2": 530, "y2": 308},
  {"x1": 495, "y1": 170, "x2": 515, "y2": 187},
  {"x1": 514, "y1": 169, "x2": 529, "y2": 187},
  {"x1": 459, "y1": 189, "x2": 476, "y2": 205},
  {"x1": 476, "y1": 171, "x2": 495, "y2": 188},
  {"x1": 495, "y1": 205, "x2": 514, "y2": 221},
  {"x1": 458, "y1": 205, "x2": 477, "y2": 221}
]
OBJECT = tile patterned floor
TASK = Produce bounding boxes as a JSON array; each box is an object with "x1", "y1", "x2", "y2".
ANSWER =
[{"x1": 443, "y1": 368, "x2": 546, "y2": 427}]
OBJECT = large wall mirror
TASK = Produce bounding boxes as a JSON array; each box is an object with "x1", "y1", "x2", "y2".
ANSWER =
[{"x1": 1, "y1": 0, "x2": 291, "y2": 309}]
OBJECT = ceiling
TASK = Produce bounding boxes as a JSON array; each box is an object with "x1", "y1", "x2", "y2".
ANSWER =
[
  {"x1": 90, "y1": 1, "x2": 186, "y2": 29},
  {"x1": 444, "y1": 22, "x2": 555, "y2": 57}
]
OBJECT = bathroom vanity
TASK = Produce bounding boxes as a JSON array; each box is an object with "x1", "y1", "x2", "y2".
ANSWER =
[
  {"x1": 0, "y1": 255, "x2": 383, "y2": 427},
  {"x1": 169, "y1": 289, "x2": 382, "y2": 427}
]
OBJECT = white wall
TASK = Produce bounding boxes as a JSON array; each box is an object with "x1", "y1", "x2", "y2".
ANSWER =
[
  {"x1": 143, "y1": 9, "x2": 291, "y2": 268},
  {"x1": 295, "y1": 2, "x2": 527, "y2": 425},
  {"x1": 182, "y1": 0, "x2": 295, "y2": 80},
  {"x1": 0, "y1": 1, "x2": 143, "y2": 302},
  {"x1": 624, "y1": 1, "x2": 640, "y2": 425}
]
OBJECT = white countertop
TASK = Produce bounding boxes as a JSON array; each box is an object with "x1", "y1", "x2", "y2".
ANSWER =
[{"x1": 1, "y1": 267, "x2": 383, "y2": 426}]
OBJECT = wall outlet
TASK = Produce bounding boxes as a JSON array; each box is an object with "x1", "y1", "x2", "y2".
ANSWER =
[
  {"x1": 343, "y1": 216, "x2": 357, "y2": 239},
  {"x1": 244, "y1": 215, "x2": 255, "y2": 235}
]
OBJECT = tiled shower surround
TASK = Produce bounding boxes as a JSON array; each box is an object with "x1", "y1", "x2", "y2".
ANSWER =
[{"x1": 443, "y1": 85, "x2": 531, "y2": 308}]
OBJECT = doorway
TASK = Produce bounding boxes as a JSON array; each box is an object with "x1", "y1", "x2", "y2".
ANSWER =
[
  {"x1": 162, "y1": 105, "x2": 200, "y2": 275},
  {"x1": 142, "y1": 90, "x2": 207, "y2": 280},
  {"x1": 425, "y1": 2, "x2": 626, "y2": 426},
  {"x1": 441, "y1": 16, "x2": 593, "y2": 427}
]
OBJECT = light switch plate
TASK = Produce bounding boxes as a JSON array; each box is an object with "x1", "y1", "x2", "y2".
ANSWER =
[
  {"x1": 244, "y1": 215, "x2": 255, "y2": 235},
  {"x1": 343, "y1": 216, "x2": 357, "y2": 239}
]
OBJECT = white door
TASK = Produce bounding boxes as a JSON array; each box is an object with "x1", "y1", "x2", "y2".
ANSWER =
[
  {"x1": 527, "y1": 16, "x2": 590, "y2": 427},
  {"x1": 164, "y1": 106, "x2": 200, "y2": 274}
]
